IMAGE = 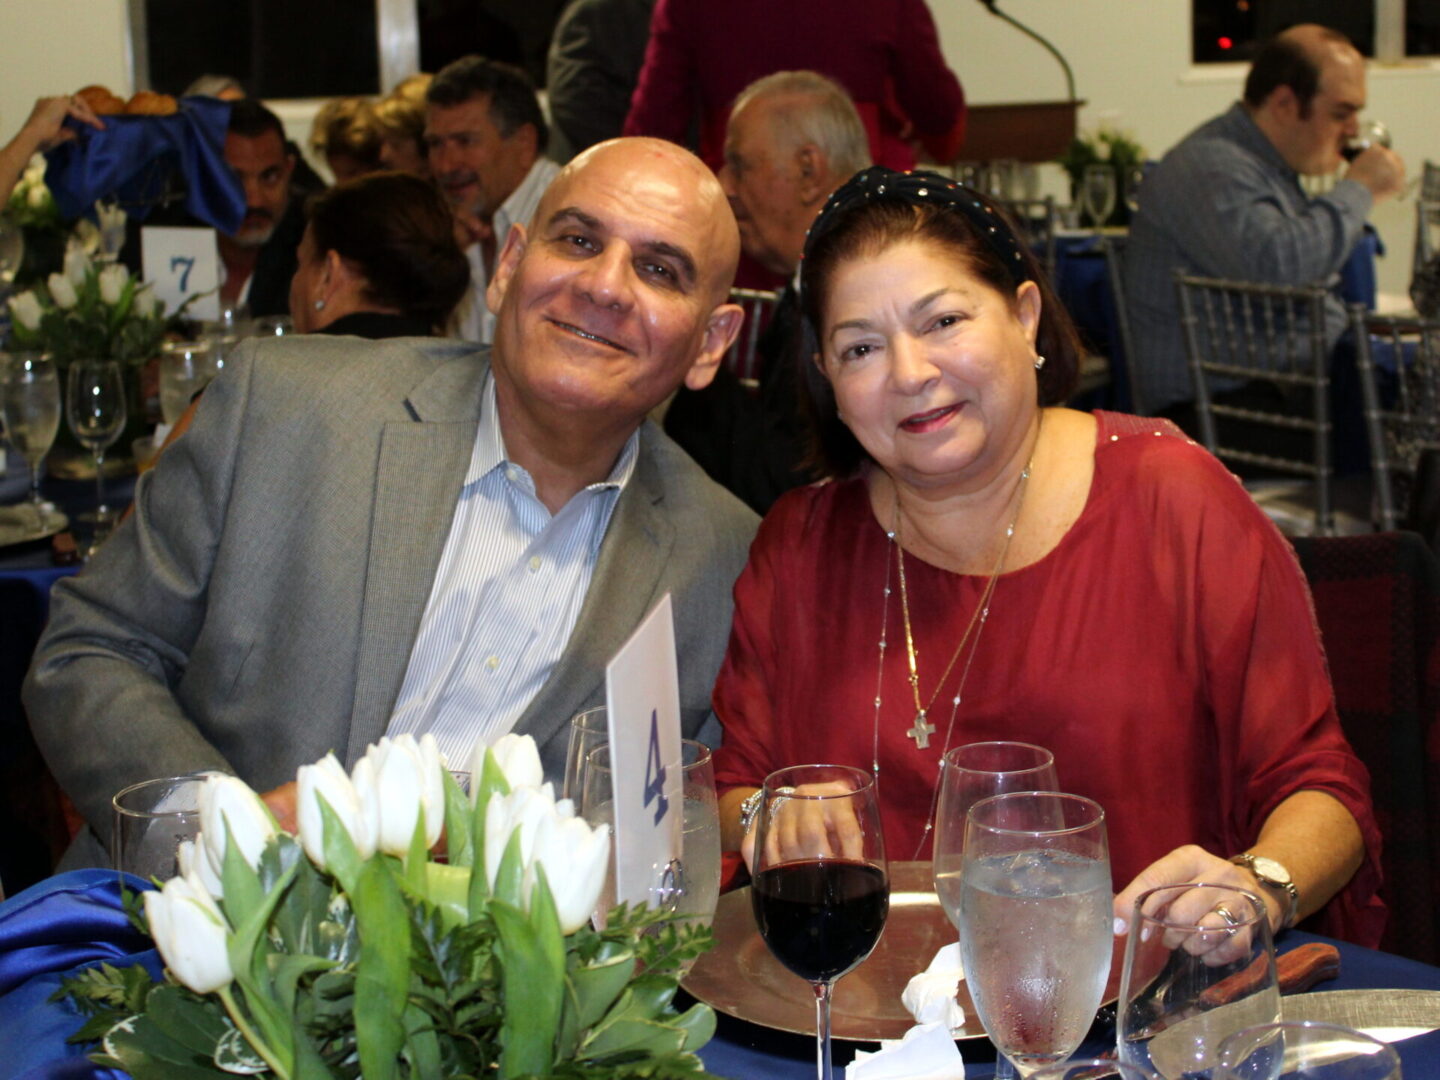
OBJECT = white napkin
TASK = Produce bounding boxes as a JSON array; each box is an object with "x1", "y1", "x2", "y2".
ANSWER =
[
  {"x1": 901, "y1": 942, "x2": 966, "y2": 1028},
  {"x1": 846, "y1": 1022, "x2": 966, "y2": 1080}
]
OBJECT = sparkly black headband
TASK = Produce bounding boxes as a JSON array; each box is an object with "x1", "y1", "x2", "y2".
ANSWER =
[{"x1": 800, "y1": 167, "x2": 1034, "y2": 301}]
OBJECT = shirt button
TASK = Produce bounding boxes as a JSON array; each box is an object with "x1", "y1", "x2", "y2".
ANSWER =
[
  {"x1": 486, "y1": 655, "x2": 499, "y2": 671},
  {"x1": 528, "y1": 555, "x2": 542, "y2": 572},
  {"x1": 505, "y1": 466, "x2": 520, "y2": 482}
]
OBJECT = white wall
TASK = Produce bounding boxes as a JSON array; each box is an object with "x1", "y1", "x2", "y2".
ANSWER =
[{"x1": 4, "y1": 0, "x2": 1436, "y2": 295}]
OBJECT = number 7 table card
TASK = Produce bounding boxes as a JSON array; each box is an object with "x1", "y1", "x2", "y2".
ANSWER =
[
  {"x1": 141, "y1": 225, "x2": 220, "y2": 322},
  {"x1": 604, "y1": 593, "x2": 684, "y2": 908}
]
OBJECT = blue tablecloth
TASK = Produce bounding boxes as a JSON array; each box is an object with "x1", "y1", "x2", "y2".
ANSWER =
[{"x1": 3, "y1": 872, "x2": 1438, "y2": 1080}]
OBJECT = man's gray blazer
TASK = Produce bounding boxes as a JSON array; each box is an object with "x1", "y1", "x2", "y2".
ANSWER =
[{"x1": 24, "y1": 335, "x2": 758, "y2": 859}]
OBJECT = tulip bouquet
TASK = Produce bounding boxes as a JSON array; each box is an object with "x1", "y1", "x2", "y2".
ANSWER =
[
  {"x1": 6, "y1": 242, "x2": 165, "y2": 369},
  {"x1": 58, "y1": 733, "x2": 718, "y2": 1080}
]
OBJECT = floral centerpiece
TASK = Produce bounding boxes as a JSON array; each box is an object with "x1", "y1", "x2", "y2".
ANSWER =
[
  {"x1": 58, "y1": 733, "x2": 718, "y2": 1079},
  {"x1": 1055, "y1": 126, "x2": 1147, "y2": 227}
]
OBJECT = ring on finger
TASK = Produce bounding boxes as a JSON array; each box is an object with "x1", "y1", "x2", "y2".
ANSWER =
[{"x1": 1211, "y1": 902, "x2": 1242, "y2": 934}]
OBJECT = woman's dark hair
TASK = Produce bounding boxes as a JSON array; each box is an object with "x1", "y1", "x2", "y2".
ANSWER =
[
  {"x1": 797, "y1": 193, "x2": 1082, "y2": 478},
  {"x1": 306, "y1": 171, "x2": 470, "y2": 328}
]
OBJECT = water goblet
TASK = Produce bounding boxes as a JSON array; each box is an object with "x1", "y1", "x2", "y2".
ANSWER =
[
  {"x1": 112, "y1": 775, "x2": 207, "y2": 881},
  {"x1": 564, "y1": 705, "x2": 608, "y2": 801},
  {"x1": 750, "y1": 764, "x2": 888, "y2": 1080},
  {"x1": 158, "y1": 340, "x2": 214, "y2": 427},
  {"x1": 1082, "y1": 164, "x2": 1118, "y2": 231},
  {"x1": 1, "y1": 351, "x2": 61, "y2": 533},
  {"x1": 959, "y1": 791, "x2": 1112, "y2": 1078},
  {"x1": 933, "y1": 740, "x2": 1057, "y2": 919},
  {"x1": 65, "y1": 359, "x2": 127, "y2": 552},
  {"x1": 1216, "y1": 1021, "x2": 1400, "y2": 1080},
  {"x1": 1118, "y1": 883, "x2": 1280, "y2": 1079}
]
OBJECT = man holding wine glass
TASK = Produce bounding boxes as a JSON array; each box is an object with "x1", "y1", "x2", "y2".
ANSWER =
[{"x1": 1127, "y1": 23, "x2": 1406, "y2": 435}]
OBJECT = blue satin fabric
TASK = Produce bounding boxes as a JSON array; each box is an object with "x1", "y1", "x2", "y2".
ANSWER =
[
  {"x1": 44, "y1": 97, "x2": 244, "y2": 233},
  {"x1": 0, "y1": 870, "x2": 159, "y2": 1080}
]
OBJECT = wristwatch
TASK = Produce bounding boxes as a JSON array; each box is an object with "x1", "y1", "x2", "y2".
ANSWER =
[
  {"x1": 1230, "y1": 852, "x2": 1300, "y2": 929},
  {"x1": 739, "y1": 787, "x2": 794, "y2": 833}
]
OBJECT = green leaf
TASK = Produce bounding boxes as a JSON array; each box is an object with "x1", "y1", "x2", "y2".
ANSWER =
[
  {"x1": 352, "y1": 856, "x2": 410, "y2": 1080},
  {"x1": 270, "y1": 954, "x2": 335, "y2": 1014},
  {"x1": 528, "y1": 866, "x2": 566, "y2": 980},
  {"x1": 102, "y1": 1013, "x2": 216, "y2": 1079},
  {"x1": 491, "y1": 899, "x2": 562, "y2": 1079},
  {"x1": 441, "y1": 768, "x2": 474, "y2": 869},
  {"x1": 144, "y1": 984, "x2": 232, "y2": 1053},
  {"x1": 670, "y1": 1002, "x2": 716, "y2": 1053},
  {"x1": 493, "y1": 830, "x2": 525, "y2": 911},
  {"x1": 570, "y1": 949, "x2": 637, "y2": 1030},
  {"x1": 317, "y1": 793, "x2": 363, "y2": 896},
  {"x1": 218, "y1": 823, "x2": 265, "y2": 945},
  {"x1": 582, "y1": 1017, "x2": 686, "y2": 1058},
  {"x1": 215, "y1": 1026, "x2": 270, "y2": 1073},
  {"x1": 423, "y1": 862, "x2": 472, "y2": 928},
  {"x1": 402, "y1": 810, "x2": 429, "y2": 897},
  {"x1": 224, "y1": 849, "x2": 301, "y2": 1073},
  {"x1": 402, "y1": 1001, "x2": 442, "y2": 1077}
]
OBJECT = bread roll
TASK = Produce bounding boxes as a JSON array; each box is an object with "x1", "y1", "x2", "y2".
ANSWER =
[
  {"x1": 124, "y1": 90, "x2": 179, "y2": 116},
  {"x1": 75, "y1": 84, "x2": 126, "y2": 116}
]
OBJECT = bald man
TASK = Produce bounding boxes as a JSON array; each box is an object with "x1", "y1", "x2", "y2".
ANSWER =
[
  {"x1": 1127, "y1": 24, "x2": 1405, "y2": 423},
  {"x1": 27, "y1": 138, "x2": 759, "y2": 860}
]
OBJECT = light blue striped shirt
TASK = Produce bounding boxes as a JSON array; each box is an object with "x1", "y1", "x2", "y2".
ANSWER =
[{"x1": 386, "y1": 373, "x2": 637, "y2": 766}]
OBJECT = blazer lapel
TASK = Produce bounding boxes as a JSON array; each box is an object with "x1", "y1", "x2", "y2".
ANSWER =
[
  {"x1": 516, "y1": 425, "x2": 675, "y2": 763},
  {"x1": 345, "y1": 351, "x2": 488, "y2": 762}
]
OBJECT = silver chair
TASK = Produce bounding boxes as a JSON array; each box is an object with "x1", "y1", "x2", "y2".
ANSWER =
[
  {"x1": 724, "y1": 287, "x2": 781, "y2": 388},
  {"x1": 1353, "y1": 308, "x2": 1440, "y2": 531},
  {"x1": 1412, "y1": 162, "x2": 1440, "y2": 316},
  {"x1": 1176, "y1": 272, "x2": 1340, "y2": 534},
  {"x1": 1100, "y1": 234, "x2": 1145, "y2": 414}
]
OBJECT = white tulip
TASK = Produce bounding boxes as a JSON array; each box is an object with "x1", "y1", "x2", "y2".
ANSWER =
[
  {"x1": 8, "y1": 291, "x2": 43, "y2": 332},
  {"x1": 296, "y1": 752, "x2": 375, "y2": 867},
  {"x1": 26, "y1": 184, "x2": 46, "y2": 209},
  {"x1": 198, "y1": 775, "x2": 276, "y2": 879},
  {"x1": 46, "y1": 273, "x2": 77, "y2": 310},
  {"x1": 23, "y1": 154, "x2": 45, "y2": 185},
  {"x1": 483, "y1": 783, "x2": 560, "y2": 888},
  {"x1": 143, "y1": 872, "x2": 233, "y2": 993},
  {"x1": 63, "y1": 243, "x2": 91, "y2": 287},
  {"x1": 132, "y1": 286, "x2": 158, "y2": 318},
  {"x1": 176, "y1": 835, "x2": 224, "y2": 898},
  {"x1": 356, "y1": 734, "x2": 446, "y2": 856},
  {"x1": 530, "y1": 811, "x2": 611, "y2": 934},
  {"x1": 484, "y1": 733, "x2": 544, "y2": 793},
  {"x1": 98, "y1": 263, "x2": 129, "y2": 305}
]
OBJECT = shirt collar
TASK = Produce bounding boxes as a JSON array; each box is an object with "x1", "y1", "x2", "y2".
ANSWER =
[
  {"x1": 469, "y1": 371, "x2": 641, "y2": 511},
  {"x1": 1222, "y1": 102, "x2": 1296, "y2": 179}
]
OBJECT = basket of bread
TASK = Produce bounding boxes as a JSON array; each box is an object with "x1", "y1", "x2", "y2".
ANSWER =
[{"x1": 75, "y1": 85, "x2": 180, "y2": 118}]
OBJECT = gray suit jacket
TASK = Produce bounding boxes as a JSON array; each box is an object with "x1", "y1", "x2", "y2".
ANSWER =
[{"x1": 25, "y1": 335, "x2": 757, "y2": 863}]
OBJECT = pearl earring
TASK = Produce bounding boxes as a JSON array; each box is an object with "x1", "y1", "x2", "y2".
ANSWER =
[
  {"x1": 1033, "y1": 354, "x2": 1046, "y2": 371},
  {"x1": 314, "y1": 299, "x2": 325, "y2": 312}
]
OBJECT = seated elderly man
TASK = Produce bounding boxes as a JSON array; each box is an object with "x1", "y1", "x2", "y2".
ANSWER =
[
  {"x1": 1126, "y1": 24, "x2": 1405, "y2": 431},
  {"x1": 664, "y1": 71, "x2": 871, "y2": 513},
  {"x1": 25, "y1": 137, "x2": 757, "y2": 864}
]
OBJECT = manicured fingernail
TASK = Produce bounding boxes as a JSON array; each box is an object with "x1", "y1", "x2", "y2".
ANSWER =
[{"x1": 1114, "y1": 916, "x2": 1128, "y2": 936}]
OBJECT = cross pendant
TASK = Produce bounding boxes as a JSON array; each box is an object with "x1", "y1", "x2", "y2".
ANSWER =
[{"x1": 907, "y1": 710, "x2": 936, "y2": 749}]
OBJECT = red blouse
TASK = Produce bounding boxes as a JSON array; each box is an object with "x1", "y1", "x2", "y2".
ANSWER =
[{"x1": 712, "y1": 412, "x2": 1385, "y2": 946}]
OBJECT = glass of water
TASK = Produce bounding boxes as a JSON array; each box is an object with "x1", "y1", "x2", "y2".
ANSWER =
[
  {"x1": 1216, "y1": 1021, "x2": 1400, "y2": 1080},
  {"x1": 1082, "y1": 164, "x2": 1118, "y2": 231},
  {"x1": 158, "y1": 340, "x2": 215, "y2": 427},
  {"x1": 959, "y1": 791, "x2": 1112, "y2": 1078},
  {"x1": 112, "y1": 775, "x2": 206, "y2": 881},
  {"x1": 1, "y1": 351, "x2": 61, "y2": 532}
]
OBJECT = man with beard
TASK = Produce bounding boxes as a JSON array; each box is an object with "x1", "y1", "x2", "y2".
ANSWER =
[
  {"x1": 426, "y1": 57, "x2": 560, "y2": 344},
  {"x1": 216, "y1": 99, "x2": 307, "y2": 317}
]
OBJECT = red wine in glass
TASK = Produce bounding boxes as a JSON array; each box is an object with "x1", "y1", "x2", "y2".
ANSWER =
[{"x1": 752, "y1": 859, "x2": 888, "y2": 982}]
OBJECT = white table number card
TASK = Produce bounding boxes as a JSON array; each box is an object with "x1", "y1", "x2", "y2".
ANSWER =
[
  {"x1": 604, "y1": 592, "x2": 684, "y2": 909},
  {"x1": 141, "y1": 226, "x2": 220, "y2": 322}
]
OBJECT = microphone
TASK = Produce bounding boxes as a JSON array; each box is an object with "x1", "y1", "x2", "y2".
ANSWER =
[{"x1": 976, "y1": 0, "x2": 1077, "y2": 102}]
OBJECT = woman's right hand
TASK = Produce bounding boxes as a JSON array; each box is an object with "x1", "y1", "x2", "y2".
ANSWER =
[{"x1": 743, "y1": 781, "x2": 866, "y2": 870}]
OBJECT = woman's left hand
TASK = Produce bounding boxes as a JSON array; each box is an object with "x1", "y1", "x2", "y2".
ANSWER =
[{"x1": 1113, "y1": 844, "x2": 1281, "y2": 962}]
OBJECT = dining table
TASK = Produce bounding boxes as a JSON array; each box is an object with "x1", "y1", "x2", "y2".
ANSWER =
[{"x1": 1, "y1": 867, "x2": 1437, "y2": 1080}]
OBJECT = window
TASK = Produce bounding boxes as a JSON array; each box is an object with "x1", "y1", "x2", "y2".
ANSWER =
[{"x1": 1192, "y1": 2, "x2": 1436, "y2": 64}]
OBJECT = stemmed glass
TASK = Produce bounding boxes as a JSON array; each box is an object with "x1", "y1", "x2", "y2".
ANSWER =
[
  {"x1": 1342, "y1": 120, "x2": 1391, "y2": 163},
  {"x1": 958, "y1": 791, "x2": 1112, "y2": 1078},
  {"x1": 933, "y1": 741, "x2": 1057, "y2": 917},
  {"x1": 1216, "y1": 1021, "x2": 1400, "y2": 1080},
  {"x1": 158, "y1": 341, "x2": 215, "y2": 428},
  {"x1": 1, "y1": 352, "x2": 61, "y2": 532},
  {"x1": 66, "y1": 359, "x2": 127, "y2": 550},
  {"x1": 1082, "y1": 164, "x2": 1118, "y2": 232},
  {"x1": 1118, "y1": 883, "x2": 1280, "y2": 1079},
  {"x1": 750, "y1": 764, "x2": 888, "y2": 1080}
]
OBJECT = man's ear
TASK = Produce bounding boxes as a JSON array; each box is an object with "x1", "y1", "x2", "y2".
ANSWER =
[
  {"x1": 796, "y1": 144, "x2": 827, "y2": 204},
  {"x1": 683, "y1": 302, "x2": 745, "y2": 391},
  {"x1": 486, "y1": 223, "x2": 528, "y2": 313}
]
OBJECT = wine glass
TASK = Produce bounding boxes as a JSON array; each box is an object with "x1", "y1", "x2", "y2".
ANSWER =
[
  {"x1": 1342, "y1": 120, "x2": 1391, "y2": 163},
  {"x1": 158, "y1": 341, "x2": 214, "y2": 427},
  {"x1": 66, "y1": 359, "x2": 127, "y2": 552},
  {"x1": 958, "y1": 791, "x2": 1111, "y2": 1078},
  {"x1": 750, "y1": 764, "x2": 888, "y2": 1080},
  {"x1": 1118, "y1": 883, "x2": 1280, "y2": 1079},
  {"x1": 1, "y1": 352, "x2": 61, "y2": 533},
  {"x1": 564, "y1": 705, "x2": 609, "y2": 801},
  {"x1": 1216, "y1": 1021, "x2": 1400, "y2": 1080},
  {"x1": 934, "y1": 741, "x2": 1058, "y2": 920},
  {"x1": 1082, "y1": 164, "x2": 1117, "y2": 231}
]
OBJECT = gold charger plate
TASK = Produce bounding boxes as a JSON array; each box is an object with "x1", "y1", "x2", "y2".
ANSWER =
[
  {"x1": 0, "y1": 503, "x2": 67, "y2": 547},
  {"x1": 682, "y1": 861, "x2": 1124, "y2": 1043}
]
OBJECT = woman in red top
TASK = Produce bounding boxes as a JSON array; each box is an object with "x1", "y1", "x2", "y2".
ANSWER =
[{"x1": 711, "y1": 168, "x2": 1384, "y2": 946}]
